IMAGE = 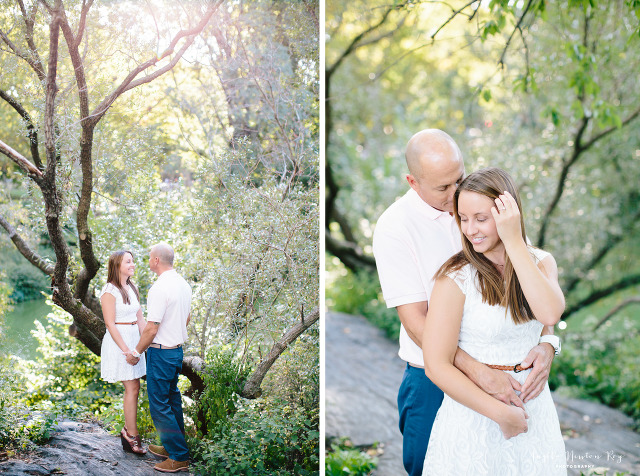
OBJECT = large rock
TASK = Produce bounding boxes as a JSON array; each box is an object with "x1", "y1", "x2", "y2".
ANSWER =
[{"x1": 0, "y1": 420, "x2": 179, "y2": 475}]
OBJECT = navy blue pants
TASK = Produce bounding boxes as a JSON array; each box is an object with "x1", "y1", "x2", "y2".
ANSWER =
[
  {"x1": 397, "y1": 363, "x2": 444, "y2": 476},
  {"x1": 146, "y1": 346, "x2": 190, "y2": 461}
]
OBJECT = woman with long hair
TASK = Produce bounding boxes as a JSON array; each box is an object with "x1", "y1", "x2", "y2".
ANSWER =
[
  {"x1": 421, "y1": 168, "x2": 566, "y2": 475},
  {"x1": 100, "y1": 250, "x2": 147, "y2": 455}
]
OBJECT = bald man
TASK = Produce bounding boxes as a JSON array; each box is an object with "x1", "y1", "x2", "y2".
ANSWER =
[
  {"x1": 372, "y1": 130, "x2": 557, "y2": 475},
  {"x1": 126, "y1": 242, "x2": 192, "y2": 473}
]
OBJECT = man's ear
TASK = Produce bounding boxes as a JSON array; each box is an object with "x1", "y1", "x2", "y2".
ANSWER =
[{"x1": 406, "y1": 174, "x2": 418, "y2": 191}]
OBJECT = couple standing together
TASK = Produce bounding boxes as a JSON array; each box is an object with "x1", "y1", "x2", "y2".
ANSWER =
[
  {"x1": 372, "y1": 129, "x2": 567, "y2": 475},
  {"x1": 99, "y1": 242, "x2": 192, "y2": 473}
]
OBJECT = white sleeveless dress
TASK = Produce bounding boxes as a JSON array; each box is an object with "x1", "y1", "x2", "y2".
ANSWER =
[
  {"x1": 100, "y1": 283, "x2": 146, "y2": 383},
  {"x1": 422, "y1": 248, "x2": 567, "y2": 476}
]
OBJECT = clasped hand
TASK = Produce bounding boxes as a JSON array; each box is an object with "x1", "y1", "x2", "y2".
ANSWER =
[
  {"x1": 490, "y1": 191, "x2": 523, "y2": 246},
  {"x1": 123, "y1": 351, "x2": 140, "y2": 366}
]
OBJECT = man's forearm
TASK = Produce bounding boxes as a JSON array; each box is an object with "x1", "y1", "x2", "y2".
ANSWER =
[
  {"x1": 135, "y1": 322, "x2": 158, "y2": 353},
  {"x1": 453, "y1": 348, "x2": 485, "y2": 385}
]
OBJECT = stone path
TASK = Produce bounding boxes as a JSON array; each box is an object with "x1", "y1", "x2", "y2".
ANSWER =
[
  {"x1": 326, "y1": 311, "x2": 640, "y2": 476},
  {"x1": 0, "y1": 421, "x2": 188, "y2": 476}
]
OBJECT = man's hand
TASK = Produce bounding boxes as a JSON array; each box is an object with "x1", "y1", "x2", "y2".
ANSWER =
[
  {"x1": 519, "y1": 343, "x2": 555, "y2": 402},
  {"x1": 124, "y1": 352, "x2": 140, "y2": 366},
  {"x1": 477, "y1": 366, "x2": 526, "y2": 410},
  {"x1": 454, "y1": 348, "x2": 525, "y2": 410}
]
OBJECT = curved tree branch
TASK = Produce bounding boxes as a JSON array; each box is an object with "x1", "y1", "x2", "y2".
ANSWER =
[
  {"x1": 325, "y1": 233, "x2": 376, "y2": 273},
  {"x1": 0, "y1": 89, "x2": 43, "y2": 170},
  {"x1": 17, "y1": 0, "x2": 46, "y2": 82},
  {"x1": 563, "y1": 273, "x2": 640, "y2": 319},
  {"x1": 58, "y1": 2, "x2": 100, "y2": 302},
  {"x1": 240, "y1": 307, "x2": 319, "y2": 399},
  {"x1": 564, "y1": 192, "x2": 640, "y2": 296},
  {"x1": 0, "y1": 139, "x2": 44, "y2": 180},
  {"x1": 537, "y1": 104, "x2": 640, "y2": 248},
  {"x1": 592, "y1": 296, "x2": 640, "y2": 331},
  {"x1": 0, "y1": 214, "x2": 54, "y2": 276},
  {"x1": 88, "y1": 2, "x2": 221, "y2": 127}
]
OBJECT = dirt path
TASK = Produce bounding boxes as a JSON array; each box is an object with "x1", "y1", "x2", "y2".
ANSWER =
[{"x1": 326, "y1": 311, "x2": 640, "y2": 476}]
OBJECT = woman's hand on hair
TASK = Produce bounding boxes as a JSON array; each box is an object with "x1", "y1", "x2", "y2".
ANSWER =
[{"x1": 491, "y1": 191, "x2": 523, "y2": 247}]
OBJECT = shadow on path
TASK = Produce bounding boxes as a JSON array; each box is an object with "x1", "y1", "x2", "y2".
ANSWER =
[{"x1": 326, "y1": 311, "x2": 640, "y2": 476}]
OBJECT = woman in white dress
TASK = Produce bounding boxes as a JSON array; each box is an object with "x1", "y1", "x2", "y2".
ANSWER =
[
  {"x1": 422, "y1": 168, "x2": 566, "y2": 475},
  {"x1": 100, "y1": 250, "x2": 147, "y2": 455}
]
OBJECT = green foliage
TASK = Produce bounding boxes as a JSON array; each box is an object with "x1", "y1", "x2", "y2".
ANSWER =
[
  {"x1": 261, "y1": 333, "x2": 319, "y2": 415},
  {"x1": 98, "y1": 380, "x2": 157, "y2": 440},
  {"x1": 0, "y1": 247, "x2": 50, "y2": 302},
  {"x1": 0, "y1": 353, "x2": 57, "y2": 449},
  {"x1": 195, "y1": 345, "x2": 250, "y2": 436},
  {"x1": 325, "y1": 438, "x2": 378, "y2": 476},
  {"x1": 22, "y1": 304, "x2": 120, "y2": 417},
  {"x1": 326, "y1": 258, "x2": 399, "y2": 341},
  {"x1": 1, "y1": 0, "x2": 319, "y2": 464},
  {"x1": 549, "y1": 325, "x2": 640, "y2": 427},
  {"x1": 190, "y1": 399, "x2": 319, "y2": 475},
  {"x1": 0, "y1": 271, "x2": 12, "y2": 317},
  {"x1": 326, "y1": 0, "x2": 640, "y2": 331}
]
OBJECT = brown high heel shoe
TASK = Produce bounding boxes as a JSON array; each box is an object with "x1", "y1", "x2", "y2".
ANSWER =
[{"x1": 120, "y1": 426, "x2": 147, "y2": 455}]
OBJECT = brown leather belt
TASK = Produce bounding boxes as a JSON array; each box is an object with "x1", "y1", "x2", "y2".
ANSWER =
[
  {"x1": 487, "y1": 362, "x2": 532, "y2": 373},
  {"x1": 115, "y1": 321, "x2": 137, "y2": 325},
  {"x1": 149, "y1": 343, "x2": 182, "y2": 349}
]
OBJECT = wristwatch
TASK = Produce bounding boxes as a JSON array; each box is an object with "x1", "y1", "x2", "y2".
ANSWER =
[
  {"x1": 131, "y1": 349, "x2": 140, "y2": 359},
  {"x1": 539, "y1": 335, "x2": 561, "y2": 355}
]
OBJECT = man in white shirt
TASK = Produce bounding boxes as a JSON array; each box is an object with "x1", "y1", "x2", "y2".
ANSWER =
[
  {"x1": 126, "y1": 242, "x2": 192, "y2": 473},
  {"x1": 372, "y1": 129, "x2": 558, "y2": 475}
]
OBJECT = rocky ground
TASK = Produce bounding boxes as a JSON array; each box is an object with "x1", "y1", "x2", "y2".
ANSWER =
[
  {"x1": 326, "y1": 311, "x2": 640, "y2": 476},
  {"x1": 0, "y1": 421, "x2": 187, "y2": 476}
]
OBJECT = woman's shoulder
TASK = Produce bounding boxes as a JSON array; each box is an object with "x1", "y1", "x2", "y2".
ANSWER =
[
  {"x1": 443, "y1": 261, "x2": 473, "y2": 295},
  {"x1": 100, "y1": 282, "x2": 119, "y2": 299},
  {"x1": 528, "y1": 246, "x2": 552, "y2": 263}
]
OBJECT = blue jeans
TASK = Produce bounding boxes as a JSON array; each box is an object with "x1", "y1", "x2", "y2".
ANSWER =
[
  {"x1": 146, "y1": 347, "x2": 189, "y2": 461},
  {"x1": 397, "y1": 363, "x2": 444, "y2": 476}
]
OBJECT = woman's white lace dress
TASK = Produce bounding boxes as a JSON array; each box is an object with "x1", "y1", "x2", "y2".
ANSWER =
[
  {"x1": 100, "y1": 283, "x2": 146, "y2": 383},
  {"x1": 423, "y1": 248, "x2": 566, "y2": 475}
]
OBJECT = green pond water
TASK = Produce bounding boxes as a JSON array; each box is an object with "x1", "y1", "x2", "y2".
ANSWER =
[{"x1": 1, "y1": 299, "x2": 51, "y2": 360}]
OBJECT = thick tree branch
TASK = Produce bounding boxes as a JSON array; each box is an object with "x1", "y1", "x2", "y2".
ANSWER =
[
  {"x1": 537, "y1": 104, "x2": 640, "y2": 248},
  {"x1": 0, "y1": 139, "x2": 44, "y2": 179},
  {"x1": 74, "y1": 0, "x2": 95, "y2": 48},
  {"x1": 0, "y1": 214, "x2": 54, "y2": 276},
  {"x1": 592, "y1": 297, "x2": 640, "y2": 331},
  {"x1": 0, "y1": 27, "x2": 46, "y2": 81},
  {"x1": 58, "y1": 2, "x2": 100, "y2": 301},
  {"x1": 0, "y1": 89, "x2": 43, "y2": 169},
  {"x1": 240, "y1": 307, "x2": 319, "y2": 399},
  {"x1": 536, "y1": 116, "x2": 589, "y2": 248},
  {"x1": 563, "y1": 274, "x2": 640, "y2": 319},
  {"x1": 564, "y1": 194, "x2": 640, "y2": 296},
  {"x1": 325, "y1": 232, "x2": 376, "y2": 273},
  {"x1": 17, "y1": 0, "x2": 47, "y2": 82}
]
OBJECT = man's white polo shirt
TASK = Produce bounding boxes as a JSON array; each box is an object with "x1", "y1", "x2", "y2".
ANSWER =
[
  {"x1": 372, "y1": 188, "x2": 462, "y2": 366},
  {"x1": 147, "y1": 269, "x2": 192, "y2": 347}
]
